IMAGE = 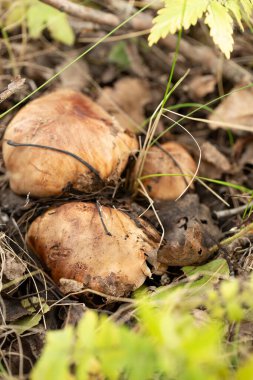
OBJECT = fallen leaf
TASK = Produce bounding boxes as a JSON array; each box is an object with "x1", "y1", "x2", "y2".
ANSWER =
[
  {"x1": 200, "y1": 141, "x2": 231, "y2": 178},
  {"x1": 97, "y1": 77, "x2": 151, "y2": 133},
  {"x1": 57, "y1": 55, "x2": 90, "y2": 91},
  {"x1": 234, "y1": 137, "x2": 253, "y2": 188},
  {"x1": 209, "y1": 85, "x2": 253, "y2": 133},
  {"x1": 2, "y1": 253, "x2": 26, "y2": 281},
  {"x1": 185, "y1": 74, "x2": 216, "y2": 99},
  {"x1": 0, "y1": 297, "x2": 30, "y2": 323}
]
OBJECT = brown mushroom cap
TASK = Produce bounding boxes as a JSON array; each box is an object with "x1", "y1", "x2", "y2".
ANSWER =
[
  {"x1": 26, "y1": 202, "x2": 160, "y2": 297},
  {"x1": 140, "y1": 141, "x2": 197, "y2": 200},
  {"x1": 3, "y1": 89, "x2": 138, "y2": 197}
]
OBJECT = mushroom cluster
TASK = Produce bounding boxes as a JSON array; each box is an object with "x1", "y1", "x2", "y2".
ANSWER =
[{"x1": 3, "y1": 88, "x2": 215, "y2": 299}]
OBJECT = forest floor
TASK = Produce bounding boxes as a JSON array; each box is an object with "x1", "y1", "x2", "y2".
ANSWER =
[{"x1": 1, "y1": 1, "x2": 253, "y2": 379}]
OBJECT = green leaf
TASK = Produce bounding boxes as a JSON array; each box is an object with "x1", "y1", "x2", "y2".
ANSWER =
[
  {"x1": 236, "y1": 355, "x2": 253, "y2": 380},
  {"x1": 74, "y1": 311, "x2": 99, "y2": 380},
  {"x1": 108, "y1": 41, "x2": 130, "y2": 69},
  {"x1": 183, "y1": 258, "x2": 230, "y2": 278},
  {"x1": 226, "y1": 0, "x2": 244, "y2": 30},
  {"x1": 205, "y1": 0, "x2": 234, "y2": 59},
  {"x1": 239, "y1": 0, "x2": 253, "y2": 19},
  {"x1": 4, "y1": 3, "x2": 27, "y2": 30},
  {"x1": 149, "y1": 0, "x2": 209, "y2": 45},
  {"x1": 14, "y1": 314, "x2": 42, "y2": 335},
  {"x1": 182, "y1": 259, "x2": 230, "y2": 292},
  {"x1": 27, "y1": 1, "x2": 74, "y2": 46},
  {"x1": 14, "y1": 297, "x2": 50, "y2": 334},
  {"x1": 31, "y1": 327, "x2": 73, "y2": 380}
]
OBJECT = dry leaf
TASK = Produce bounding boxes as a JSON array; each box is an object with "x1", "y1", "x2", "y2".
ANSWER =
[
  {"x1": 97, "y1": 77, "x2": 151, "y2": 133},
  {"x1": 185, "y1": 74, "x2": 216, "y2": 99},
  {"x1": 200, "y1": 141, "x2": 231, "y2": 178},
  {"x1": 2, "y1": 253, "x2": 26, "y2": 281},
  {"x1": 209, "y1": 85, "x2": 253, "y2": 133},
  {"x1": 57, "y1": 55, "x2": 90, "y2": 91}
]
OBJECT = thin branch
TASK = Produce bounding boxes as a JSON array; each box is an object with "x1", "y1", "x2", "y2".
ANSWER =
[
  {"x1": 96, "y1": 200, "x2": 112, "y2": 236},
  {"x1": 40, "y1": 0, "x2": 119, "y2": 26},
  {"x1": 0, "y1": 76, "x2": 26, "y2": 104},
  {"x1": 6, "y1": 140, "x2": 101, "y2": 180},
  {"x1": 213, "y1": 202, "x2": 253, "y2": 220}
]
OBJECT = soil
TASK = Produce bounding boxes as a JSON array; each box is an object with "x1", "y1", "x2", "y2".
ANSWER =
[{"x1": 1, "y1": 2, "x2": 253, "y2": 378}]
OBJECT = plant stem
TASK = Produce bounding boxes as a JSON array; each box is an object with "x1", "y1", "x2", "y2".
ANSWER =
[{"x1": 209, "y1": 222, "x2": 253, "y2": 255}]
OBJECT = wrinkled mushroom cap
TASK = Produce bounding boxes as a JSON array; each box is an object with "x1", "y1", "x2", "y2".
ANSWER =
[
  {"x1": 3, "y1": 89, "x2": 138, "y2": 197},
  {"x1": 26, "y1": 202, "x2": 160, "y2": 297},
  {"x1": 141, "y1": 141, "x2": 197, "y2": 200}
]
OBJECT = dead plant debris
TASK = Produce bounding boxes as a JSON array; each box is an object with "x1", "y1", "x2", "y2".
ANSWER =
[{"x1": 1, "y1": 1, "x2": 253, "y2": 378}]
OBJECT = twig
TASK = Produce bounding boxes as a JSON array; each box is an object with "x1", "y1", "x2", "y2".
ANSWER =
[
  {"x1": 6, "y1": 140, "x2": 101, "y2": 180},
  {"x1": 0, "y1": 76, "x2": 26, "y2": 104},
  {"x1": 1, "y1": 270, "x2": 41, "y2": 291},
  {"x1": 96, "y1": 200, "x2": 112, "y2": 236},
  {"x1": 40, "y1": 0, "x2": 119, "y2": 26},
  {"x1": 209, "y1": 222, "x2": 253, "y2": 255},
  {"x1": 213, "y1": 202, "x2": 253, "y2": 220}
]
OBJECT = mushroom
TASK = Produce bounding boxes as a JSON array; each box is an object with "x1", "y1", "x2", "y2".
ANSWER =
[
  {"x1": 3, "y1": 89, "x2": 138, "y2": 197},
  {"x1": 150, "y1": 195, "x2": 221, "y2": 272},
  {"x1": 139, "y1": 141, "x2": 197, "y2": 200},
  {"x1": 26, "y1": 202, "x2": 160, "y2": 297}
]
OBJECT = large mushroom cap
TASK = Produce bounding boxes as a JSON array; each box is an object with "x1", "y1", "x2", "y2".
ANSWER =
[
  {"x1": 140, "y1": 141, "x2": 197, "y2": 200},
  {"x1": 26, "y1": 202, "x2": 160, "y2": 297},
  {"x1": 3, "y1": 89, "x2": 138, "y2": 197}
]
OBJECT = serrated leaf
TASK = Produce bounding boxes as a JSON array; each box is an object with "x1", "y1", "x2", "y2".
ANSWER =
[
  {"x1": 205, "y1": 0, "x2": 234, "y2": 59},
  {"x1": 149, "y1": 0, "x2": 209, "y2": 45},
  {"x1": 226, "y1": 0, "x2": 244, "y2": 30},
  {"x1": 239, "y1": 0, "x2": 253, "y2": 19},
  {"x1": 31, "y1": 327, "x2": 73, "y2": 380},
  {"x1": 27, "y1": 1, "x2": 74, "y2": 46}
]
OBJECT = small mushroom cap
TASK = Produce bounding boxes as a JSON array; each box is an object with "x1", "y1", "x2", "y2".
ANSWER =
[
  {"x1": 26, "y1": 202, "x2": 160, "y2": 297},
  {"x1": 3, "y1": 89, "x2": 138, "y2": 197},
  {"x1": 141, "y1": 141, "x2": 197, "y2": 200},
  {"x1": 152, "y1": 195, "x2": 221, "y2": 271}
]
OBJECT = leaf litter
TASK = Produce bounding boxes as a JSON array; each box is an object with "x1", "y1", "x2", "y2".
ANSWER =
[{"x1": 1, "y1": 1, "x2": 253, "y2": 378}]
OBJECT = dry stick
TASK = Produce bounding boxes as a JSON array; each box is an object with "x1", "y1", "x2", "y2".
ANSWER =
[
  {"x1": 40, "y1": 0, "x2": 119, "y2": 26},
  {"x1": 96, "y1": 200, "x2": 112, "y2": 236},
  {"x1": 0, "y1": 76, "x2": 26, "y2": 104},
  {"x1": 1, "y1": 270, "x2": 41, "y2": 291},
  {"x1": 214, "y1": 201, "x2": 253, "y2": 220},
  {"x1": 209, "y1": 222, "x2": 253, "y2": 255}
]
